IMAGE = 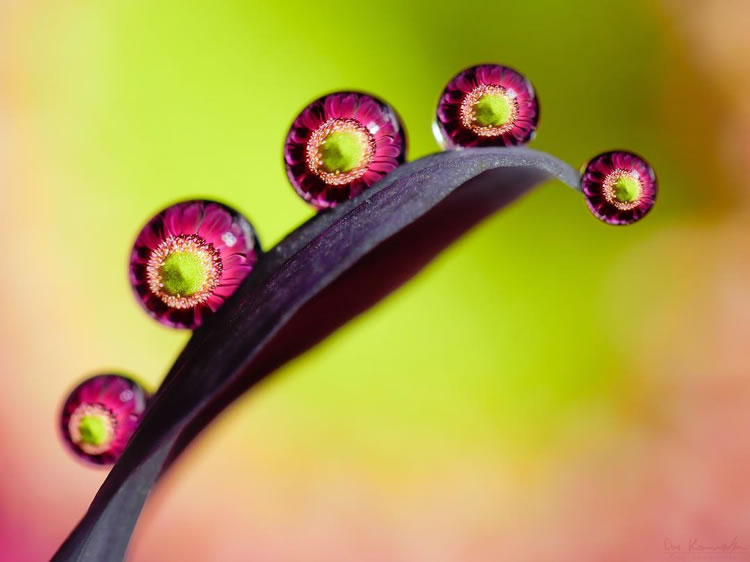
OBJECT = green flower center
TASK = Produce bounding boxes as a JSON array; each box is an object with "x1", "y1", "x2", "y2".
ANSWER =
[
  {"x1": 77, "y1": 414, "x2": 110, "y2": 446},
  {"x1": 319, "y1": 130, "x2": 364, "y2": 173},
  {"x1": 159, "y1": 251, "x2": 207, "y2": 297},
  {"x1": 473, "y1": 93, "x2": 513, "y2": 127},
  {"x1": 612, "y1": 175, "x2": 642, "y2": 204}
]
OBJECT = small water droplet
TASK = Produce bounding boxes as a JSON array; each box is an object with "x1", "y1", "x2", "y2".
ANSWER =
[
  {"x1": 60, "y1": 374, "x2": 150, "y2": 465},
  {"x1": 129, "y1": 201, "x2": 260, "y2": 329}
]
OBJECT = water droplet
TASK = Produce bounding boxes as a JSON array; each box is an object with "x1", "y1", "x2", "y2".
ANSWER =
[
  {"x1": 284, "y1": 92, "x2": 407, "y2": 209},
  {"x1": 434, "y1": 64, "x2": 539, "y2": 149},
  {"x1": 129, "y1": 201, "x2": 261, "y2": 329},
  {"x1": 60, "y1": 374, "x2": 150, "y2": 466}
]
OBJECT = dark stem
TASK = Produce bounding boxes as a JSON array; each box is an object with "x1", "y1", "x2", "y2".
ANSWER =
[{"x1": 53, "y1": 147, "x2": 580, "y2": 562}]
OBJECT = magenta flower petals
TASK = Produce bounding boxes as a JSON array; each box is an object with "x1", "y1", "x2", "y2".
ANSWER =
[
  {"x1": 129, "y1": 200, "x2": 260, "y2": 329},
  {"x1": 581, "y1": 151, "x2": 657, "y2": 225},
  {"x1": 434, "y1": 64, "x2": 539, "y2": 149},
  {"x1": 284, "y1": 91, "x2": 407, "y2": 209},
  {"x1": 60, "y1": 374, "x2": 149, "y2": 466}
]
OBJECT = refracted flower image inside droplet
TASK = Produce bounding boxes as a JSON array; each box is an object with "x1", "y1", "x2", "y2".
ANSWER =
[
  {"x1": 59, "y1": 374, "x2": 149, "y2": 466},
  {"x1": 434, "y1": 64, "x2": 539, "y2": 149},
  {"x1": 146, "y1": 234, "x2": 223, "y2": 310},
  {"x1": 129, "y1": 200, "x2": 260, "y2": 329},
  {"x1": 581, "y1": 151, "x2": 657, "y2": 225},
  {"x1": 284, "y1": 91, "x2": 407, "y2": 209}
]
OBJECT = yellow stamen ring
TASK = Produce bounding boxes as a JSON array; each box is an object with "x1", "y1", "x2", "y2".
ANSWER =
[
  {"x1": 306, "y1": 118, "x2": 376, "y2": 186},
  {"x1": 459, "y1": 84, "x2": 519, "y2": 137},
  {"x1": 146, "y1": 234, "x2": 223, "y2": 309},
  {"x1": 68, "y1": 403, "x2": 116, "y2": 455}
]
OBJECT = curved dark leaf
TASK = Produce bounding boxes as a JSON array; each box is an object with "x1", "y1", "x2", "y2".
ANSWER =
[{"x1": 53, "y1": 147, "x2": 580, "y2": 561}]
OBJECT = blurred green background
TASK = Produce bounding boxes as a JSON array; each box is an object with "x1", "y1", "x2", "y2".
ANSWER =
[{"x1": 2, "y1": 0, "x2": 747, "y2": 560}]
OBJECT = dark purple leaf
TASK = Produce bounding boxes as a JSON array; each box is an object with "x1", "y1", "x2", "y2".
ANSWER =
[{"x1": 52, "y1": 147, "x2": 580, "y2": 561}]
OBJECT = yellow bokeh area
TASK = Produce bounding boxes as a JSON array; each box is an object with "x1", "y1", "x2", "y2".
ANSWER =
[{"x1": 1, "y1": 0, "x2": 748, "y2": 560}]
